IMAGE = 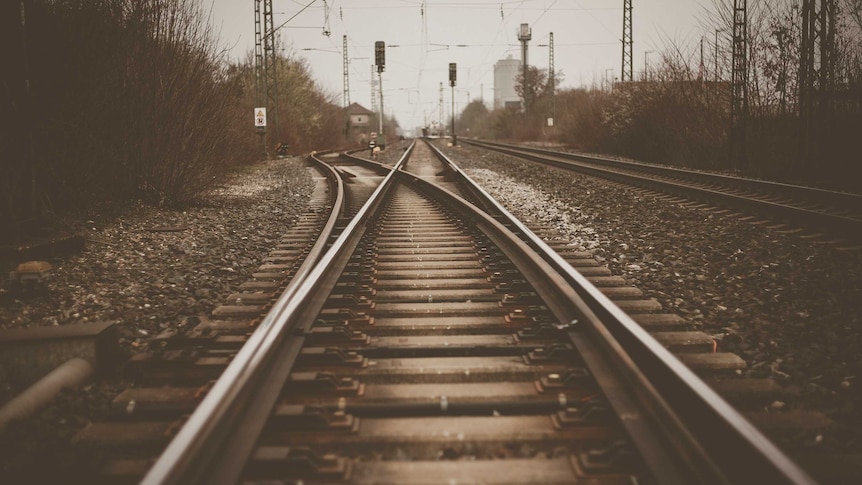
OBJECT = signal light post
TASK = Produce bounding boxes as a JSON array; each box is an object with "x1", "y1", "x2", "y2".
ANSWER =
[
  {"x1": 375, "y1": 41, "x2": 385, "y2": 148},
  {"x1": 449, "y1": 62, "x2": 457, "y2": 146}
]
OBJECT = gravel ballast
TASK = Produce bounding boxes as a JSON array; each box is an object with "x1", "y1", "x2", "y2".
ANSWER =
[
  {"x1": 1, "y1": 142, "x2": 861, "y2": 481},
  {"x1": 0, "y1": 157, "x2": 314, "y2": 479},
  {"x1": 439, "y1": 141, "x2": 862, "y2": 475}
]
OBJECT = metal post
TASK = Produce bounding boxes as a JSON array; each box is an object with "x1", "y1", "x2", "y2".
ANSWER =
[
  {"x1": 342, "y1": 35, "x2": 350, "y2": 108},
  {"x1": 799, "y1": 0, "x2": 836, "y2": 170},
  {"x1": 622, "y1": 0, "x2": 633, "y2": 82},
  {"x1": 518, "y1": 23, "x2": 531, "y2": 112},
  {"x1": 449, "y1": 63, "x2": 457, "y2": 145},
  {"x1": 451, "y1": 85, "x2": 456, "y2": 145},
  {"x1": 548, "y1": 32, "x2": 555, "y2": 94},
  {"x1": 548, "y1": 32, "x2": 555, "y2": 123},
  {"x1": 375, "y1": 41, "x2": 385, "y2": 148},
  {"x1": 342, "y1": 35, "x2": 350, "y2": 141},
  {"x1": 262, "y1": 0, "x2": 279, "y2": 156},
  {"x1": 730, "y1": 0, "x2": 749, "y2": 169},
  {"x1": 253, "y1": 0, "x2": 266, "y2": 156},
  {"x1": 370, "y1": 65, "x2": 377, "y2": 117},
  {"x1": 378, "y1": 71, "x2": 384, "y2": 143},
  {"x1": 439, "y1": 82, "x2": 444, "y2": 135}
]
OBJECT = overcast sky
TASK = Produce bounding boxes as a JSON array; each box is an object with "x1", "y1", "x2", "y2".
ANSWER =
[{"x1": 207, "y1": 1, "x2": 712, "y2": 131}]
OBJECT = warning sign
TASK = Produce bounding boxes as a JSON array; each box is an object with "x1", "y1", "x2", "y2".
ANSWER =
[{"x1": 254, "y1": 107, "x2": 267, "y2": 127}]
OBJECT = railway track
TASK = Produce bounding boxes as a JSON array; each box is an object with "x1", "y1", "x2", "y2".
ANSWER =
[
  {"x1": 462, "y1": 139, "x2": 862, "y2": 243},
  {"x1": 64, "y1": 141, "x2": 815, "y2": 484}
]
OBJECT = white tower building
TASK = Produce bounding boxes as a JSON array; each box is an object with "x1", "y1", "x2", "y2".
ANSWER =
[{"x1": 494, "y1": 55, "x2": 521, "y2": 110}]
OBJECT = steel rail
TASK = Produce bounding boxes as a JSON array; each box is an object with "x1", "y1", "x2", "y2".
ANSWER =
[
  {"x1": 425, "y1": 140, "x2": 817, "y2": 484},
  {"x1": 138, "y1": 148, "x2": 406, "y2": 485},
  {"x1": 465, "y1": 139, "x2": 862, "y2": 210},
  {"x1": 464, "y1": 138, "x2": 862, "y2": 240},
  {"x1": 340, "y1": 151, "x2": 399, "y2": 172},
  {"x1": 397, "y1": 166, "x2": 702, "y2": 482},
  {"x1": 144, "y1": 138, "x2": 814, "y2": 484}
]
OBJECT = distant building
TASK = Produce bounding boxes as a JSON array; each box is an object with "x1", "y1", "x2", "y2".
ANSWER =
[
  {"x1": 345, "y1": 102, "x2": 375, "y2": 145},
  {"x1": 494, "y1": 55, "x2": 521, "y2": 110}
]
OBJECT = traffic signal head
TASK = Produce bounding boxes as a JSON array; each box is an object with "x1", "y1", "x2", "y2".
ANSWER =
[
  {"x1": 375, "y1": 41, "x2": 385, "y2": 72},
  {"x1": 449, "y1": 63, "x2": 456, "y2": 86}
]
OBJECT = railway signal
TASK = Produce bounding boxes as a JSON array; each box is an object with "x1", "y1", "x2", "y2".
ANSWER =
[
  {"x1": 375, "y1": 41, "x2": 385, "y2": 147},
  {"x1": 375, "y1": 41, "x2": 385, "y2": 73}
]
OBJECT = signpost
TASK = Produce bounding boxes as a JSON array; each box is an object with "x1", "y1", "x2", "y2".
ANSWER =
[{"x1": 254, "y1": 107, "x2": 267, "y2": 128}]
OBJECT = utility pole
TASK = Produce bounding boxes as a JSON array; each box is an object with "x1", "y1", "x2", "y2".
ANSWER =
[
  {"x1": 730, "y1": 0, "x2": 748, "y2": 168},
  {"x1": 263, "y1": 0, "x2": 279, "y2": 151},
  {"x1": 342, "y1": 35, "x2": 350, "y2": 108},
  {"x1": 439, "y1": 82, "x2": 444, "y2": 136},
  {"x1": 378, "y1": 71, "x2": 384, "y2": 145},
  {"x1": 548, "y1": 32, "x2": 555, "y2": 95},
  {"x1": 254, "y1": 0, "x2": 279, "y2": 157},
  {"x1": 342, "y1": 35, "x2": 350, "y2": 141},
  {"x1": 548, "y1": 32, "x2": 555, "y2": 125},
  {"x1": 370, "y1": 65, "x2": 377, "y2": 119},
  {"x1": 254, "y1": 0, "x2": 265, "y2": 155},
  {"x1": 518, "y1": 23, "x2": 531, "y2": 112},
  {"x1": 799, "y1": 0, "x2": 836, "y2": 170},
  {"x1": 622, "y1": 0, "x2": 633, "y2": 82}
]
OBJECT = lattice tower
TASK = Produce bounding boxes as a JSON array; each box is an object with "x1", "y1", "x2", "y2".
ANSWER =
[
  {"x1": 730, "y1": 0, "x2": 748, "y2": 167},
  {"x1": 621, "y1": 0, "x2": 633, "y2": 82}
]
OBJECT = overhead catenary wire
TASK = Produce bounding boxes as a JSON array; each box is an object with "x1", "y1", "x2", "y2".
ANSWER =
[
  {"x1": 272, "y1": 1, "x2": 631, "y2": 130},
  {"x1": 273, "y1": 0, "x2": 319, "y2": 34}
]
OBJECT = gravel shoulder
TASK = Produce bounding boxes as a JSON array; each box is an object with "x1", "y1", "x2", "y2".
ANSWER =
[
  {"x1": 439, "y1": 142, "x2": 862, "y2": 462},
  {"x1": 0, "y1": 157, "x2": 314, "y2": 479}
]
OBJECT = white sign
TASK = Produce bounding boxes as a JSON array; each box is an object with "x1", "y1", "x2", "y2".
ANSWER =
[
  {"x1": 547, "y1": 117, "x2": 554, "y2": 127},
  {"x1": 254, "y1": 107, "x2": 267, "y2": 127}
]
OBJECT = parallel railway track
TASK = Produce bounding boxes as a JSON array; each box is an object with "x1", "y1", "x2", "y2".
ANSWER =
[
  {"x1": 462, "y1": 139, "x2": 862, "y2": 243},
  {"x1": 66, "y1": 141, "x2": 814, "y2": 484}
]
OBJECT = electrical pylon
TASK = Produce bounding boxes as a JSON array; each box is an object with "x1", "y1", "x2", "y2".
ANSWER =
[
  {"x1": 730, "y1": 0, "x2": 748, "y2": 168},
  {"x1": 621, "y1": 0, "x2": 633, "y2": 82},
  {"x1": 799, "y1": 0, "x2": 836, "y2": 168},
  {"x1": 254, "y1": 0, "x2": 279, "y2": 155},
  {"x1": 342, "y1": 35, "x2": 350, "y2": 108}
]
